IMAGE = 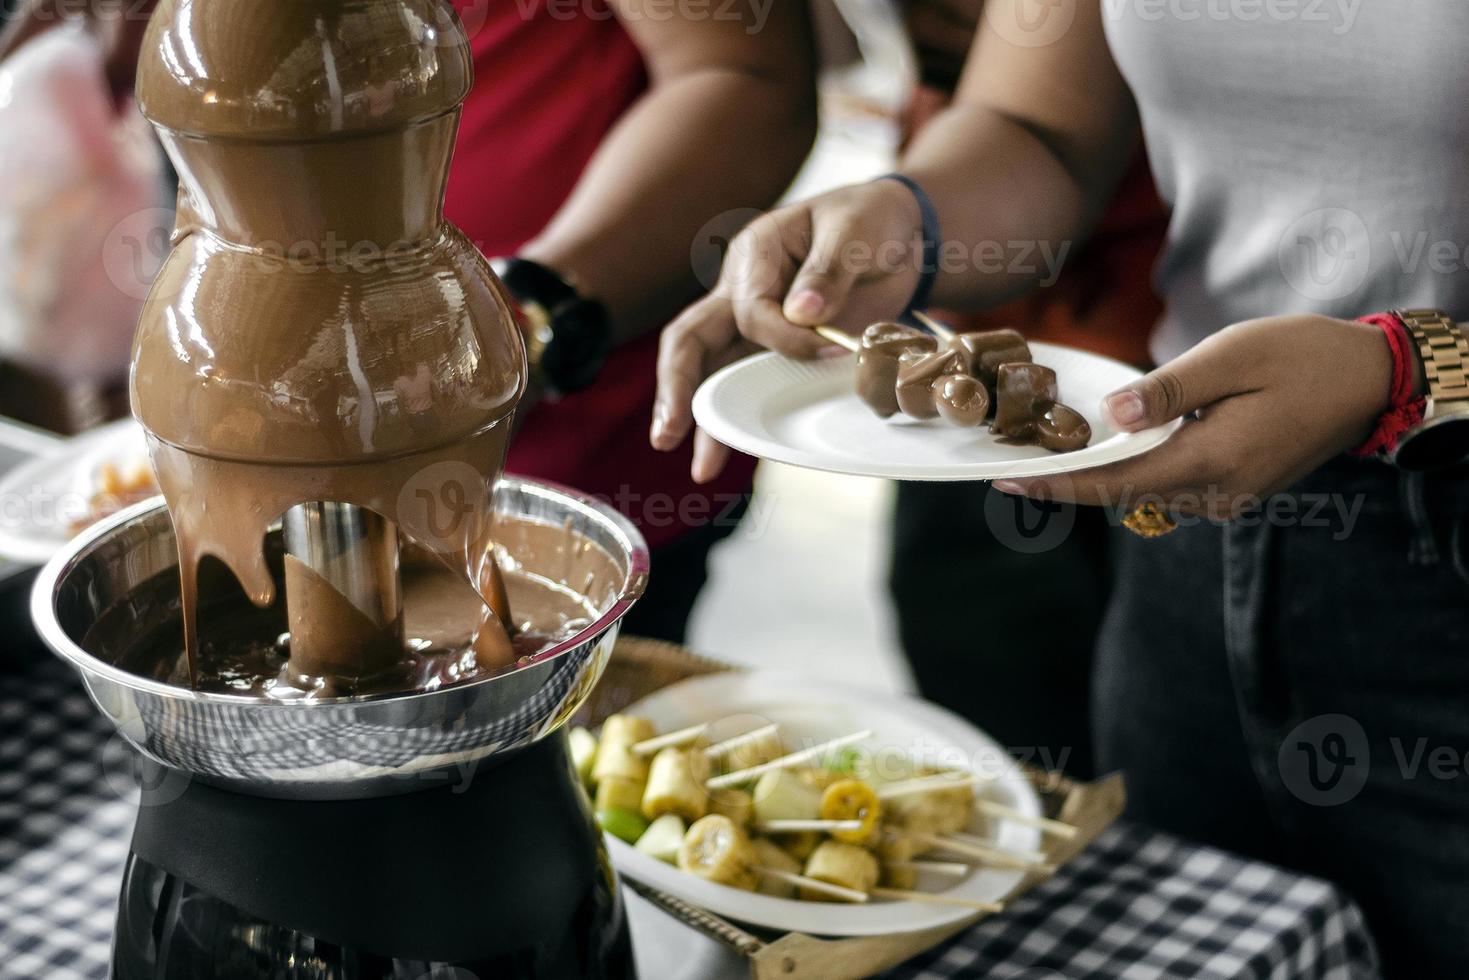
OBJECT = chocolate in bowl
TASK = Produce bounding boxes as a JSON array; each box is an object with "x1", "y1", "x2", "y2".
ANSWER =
[{"x1": 30, "y1": 479, "x2": 648, "y2": 800}]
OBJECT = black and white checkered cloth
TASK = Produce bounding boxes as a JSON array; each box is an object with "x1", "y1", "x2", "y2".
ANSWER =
[{"x1": 1, "y1": 659, "x2": 1380, "y2": 980}]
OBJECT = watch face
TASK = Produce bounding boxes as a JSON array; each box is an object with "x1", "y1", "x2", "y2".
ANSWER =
[{"x1": 1393, "y1": 413, "x2": 1469, "y2": 471}]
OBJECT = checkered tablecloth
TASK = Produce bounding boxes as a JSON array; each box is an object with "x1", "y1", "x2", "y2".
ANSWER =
[{"x1": 0, "y1": 659, "x2": 1380, "y2": 980}]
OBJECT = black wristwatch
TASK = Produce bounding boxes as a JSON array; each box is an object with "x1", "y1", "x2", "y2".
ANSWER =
[{"x1": 490, "y1": 257, "x2": 613, "y2": 395}]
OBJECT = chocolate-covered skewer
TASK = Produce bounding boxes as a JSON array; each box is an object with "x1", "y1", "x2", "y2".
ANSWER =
[{"x1": 805, "y1": 322, "x2": 1090, "y2": 452}]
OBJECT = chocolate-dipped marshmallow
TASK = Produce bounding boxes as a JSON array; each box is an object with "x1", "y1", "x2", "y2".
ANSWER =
[
  {"x1": 856, "y1": 323, "x2": 937, "y2": 417},
  {"x1": 934, "y1": 374, "x2": 990, "y2": 427},
  {"x1": 947, "y1": 329, "x2": 1032, "y2": 386},
  {"x1": 993, "y1": 363, "x2": 1059, "y2": 439},
  {"x1": 895, "y1": 348, "x2": 965, "y2": 419}
]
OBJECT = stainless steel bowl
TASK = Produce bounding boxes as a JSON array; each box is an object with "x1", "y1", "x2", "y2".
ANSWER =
[{"x1": 30, "y1": 477, "x2": 649, "y2": 800}]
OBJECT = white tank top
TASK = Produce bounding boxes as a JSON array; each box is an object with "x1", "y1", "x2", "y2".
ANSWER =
[{"x1": 1102, "y1": 1, "x2": 1469, "y2": 361}]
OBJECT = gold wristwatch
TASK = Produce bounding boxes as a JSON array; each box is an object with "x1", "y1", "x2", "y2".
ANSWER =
[{"x1": 1391, "y1": 308, "x2": 1469, "y2": 470}]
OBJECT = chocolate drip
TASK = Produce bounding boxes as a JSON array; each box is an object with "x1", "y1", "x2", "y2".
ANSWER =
[{"x1": 131, "y1": 0, "x2": 528, "y2": 693}]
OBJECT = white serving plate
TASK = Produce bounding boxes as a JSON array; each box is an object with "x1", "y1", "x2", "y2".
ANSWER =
[
  {"x1": 692, "y1": 342, "x2": 1179, "y2": 481},
  {"x1": 0, "y1": 417, "x2": 150, "y2": 564},
  {"x1": 605, "y1": 670, "x2": 1043, "y2": 937}
]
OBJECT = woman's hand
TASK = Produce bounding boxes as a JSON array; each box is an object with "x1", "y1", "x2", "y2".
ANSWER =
[
  {"x1": 994, "y1": 315, "x2": 1401, "y2": 518},
  {"x1": 651, "y1": 179, "x2": 927, "y2": 482}
]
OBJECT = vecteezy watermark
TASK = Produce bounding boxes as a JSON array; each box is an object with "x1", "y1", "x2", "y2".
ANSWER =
[
  {"x1": 0, "y1": 483, "x2": 101, "y2": 532},
  {"x1": 511, "y1": 0, "x2": 776, "y2": 35},
  {"x1": 985, "y1": 0, "x2": 1079, "y2": 49},
  {"x1": 691, "y1": 207, "x2": 1073, "y2": 299},
  {"x1": 1278, "y1": 713, "x2": 1369, "y2": 806},
  {"x1": 1280, "y1": 714, "x2": 1469, "y2": 806},
  {"x1": 102, "y1": 731, "x2": 193, "y2": 807},
  {"x1": 1096, "y1": 488, "x2": 1366, "y2": 539},
  {"x1": 598, "y1": 486, "x2": 770, "y2": 538},
  {"x1": 1278, "y1": 206, "x2": 1469, "y2": 302},
  {"x1": 1102, "y1": 0, "x2": 1361, "y2": 34},
  {"x1": 1277, "y1": 207, "x2": 1372, "y2": 302},
  {"x1": 100, "y1": 209, "x2": 463, "y2": 299},
  {"x1": 984, "y1": 478, "x2": 1078, "y2": 556}
]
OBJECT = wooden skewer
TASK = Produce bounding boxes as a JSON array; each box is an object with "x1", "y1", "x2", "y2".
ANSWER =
[
  {"x1": 886, "y1": 859, "x2": 973, "y2": 879},
  {"x1": 876, "y1": 772, "x2": 992, "y2": 799},
  {"x1": 940, "y1": 830, "x2": 1048, "y2": 863},
  {"x1": 706, "y1": 730, "x2": 873, "y2": 790},
  {"x1": 759, "y1": 869, "x2": 1005, "y2": 913},
  {"x1": 703, "y1": 723, "x2": 780, "y2": 763},
  {"x1": 758, "y1": 819, "x2": 865, "y2": 833},
  {"x1": 812, "y1": 324, "x2": 860, "y2": 353},
  {"x1": 632, "y1": 723, "x2": 708, "y2": 758},
  {"x1": 870, "y1": 887, "x2": 1004, "y2": 913},
  {"x1": 910, "y1": 310, "x2": 955, "y2": 340},
  {"x1": 905, "y1": 831, "x2": 1055, "y2": 874},
  {"x1": 759, "y1": 868, "x2": 867, "y2": 903},
  {"x1": 975, "y1": 799, "x2": 1079, "y2": 840}
]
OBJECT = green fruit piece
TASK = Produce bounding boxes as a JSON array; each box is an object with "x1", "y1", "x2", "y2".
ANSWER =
[{"x1": 597, "y1": 807, "x2": 650, "y2": 844}]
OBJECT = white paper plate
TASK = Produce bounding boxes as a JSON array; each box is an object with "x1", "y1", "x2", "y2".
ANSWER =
[
  {"x1": 0, "y1": 417, "x2": 151, "y2": 564},
  {"x1": 605, "y1": 671, "x2": 1043, "y2": 937},
  {"x1": 692, "y1": 342, "x2": 1179, "y2": 481}
]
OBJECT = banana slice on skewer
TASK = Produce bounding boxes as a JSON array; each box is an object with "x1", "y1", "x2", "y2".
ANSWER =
[
  {"x1": 752, "y1": 768, "x2": 822, "y2": 823},
  {"x1": 678, "y1": 815, "x2": 759, "y2": 891},
  {"x1": 884, "y1": 776, "x2": 974, "y2": 837},
  {"x1": 595, "y1": 776, "x2": 645, "y2": 813},
  {"x1": 594, "y1": 715, "x2": 657, "y2": 785},
  {"x1": 801, "y1": 840, "x2": 880, "y2": 901},
  {"x1": 819, "y1": 779, "x2": 883, "y2": 846},
  {"x1": 642, "y1": 747, "x2": 711, "y2": 822},
  {"x1": 752, "y1": 838, "x2": 802, "y2": 898},
  {"x1": 708, "y1": 787, "x2": 754, "y2": 827},
  {"x1": 774, "y1": 830, "x2": 822, "y2": 862}
]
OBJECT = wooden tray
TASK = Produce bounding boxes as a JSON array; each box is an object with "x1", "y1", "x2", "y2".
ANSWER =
[{"x1": 575, "y1": 637, "x2": 1127, "y2": 980}]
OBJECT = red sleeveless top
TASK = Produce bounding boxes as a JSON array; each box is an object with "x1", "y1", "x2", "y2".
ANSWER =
[{"x1": 446, "y1": 0, "x2": 757, "y2": 548}]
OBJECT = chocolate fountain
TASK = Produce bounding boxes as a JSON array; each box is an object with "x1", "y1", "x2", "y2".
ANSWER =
[{"x1": 29, "y1": 1, "x2": 647, "y2": 975}]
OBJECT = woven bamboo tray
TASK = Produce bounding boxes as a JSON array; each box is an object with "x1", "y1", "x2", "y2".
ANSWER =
[{"x1": 574, "y1": 637, "x2": 1126, "y2": 980}]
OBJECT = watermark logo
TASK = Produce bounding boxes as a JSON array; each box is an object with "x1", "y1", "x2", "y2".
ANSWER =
[
  {"x1": 101, "y1": 207, "x2": 171, "y2": 301},
  {"x1": 1277, "y1": 207, "x2": 1370, "y2": 302},
  {"x1": 101, "y1": 732, "x2": 192, "y2": 807},
  {"x1": 1102, "y1": 0, "x2": 1361, "y2": 34},
  {"x1": 985, "y1": 0, "x2": 1077, "y2": 48},
  {"x1": 984, "y1": 475, "x2": 1077, "y2": 554},
  {"x1": 396, "y1": 461, "x2": 488, "y2": 555},
  {"x1": 1278, "y1": 713, "x2": 1369, "y2": 806},
  {"x1": 690, "y1": 207, "x2": 769, "y2": 294}
]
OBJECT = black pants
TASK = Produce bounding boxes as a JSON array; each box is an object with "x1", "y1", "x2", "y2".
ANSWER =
[
  {"x1": 621, "y1": 496, "x2": 749, "y2": 645},
  {"x1": 890, "y1": 481, "x2": 1109, "y2": 779},
  {"x1": 1098, "y1": 457, "x2": 1469, "y2": 979}
]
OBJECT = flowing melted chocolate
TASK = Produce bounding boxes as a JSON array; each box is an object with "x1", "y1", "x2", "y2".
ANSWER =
[
  {"x1": 83, "y1": 515, "x2": 617, "y2": 701},
  {"x1": 129, "y1": 0, "x2": 529, "y2": 694}
]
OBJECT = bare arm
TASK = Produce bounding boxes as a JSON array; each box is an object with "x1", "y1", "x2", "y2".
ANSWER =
[
  {"x1": 650, "y1": 0, "x2": 1141, "y2": 477},
  {"x1": 519, "y1": 0, "x2": 818, "y2": 344},
  {"x1": 901, "y1": 0, "x2": 1140, "y2": 309}
]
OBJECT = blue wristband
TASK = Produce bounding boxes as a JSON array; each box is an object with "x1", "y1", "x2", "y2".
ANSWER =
[{"x1": 875, "y1": 173, "x2": 941, "y2": 317}]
